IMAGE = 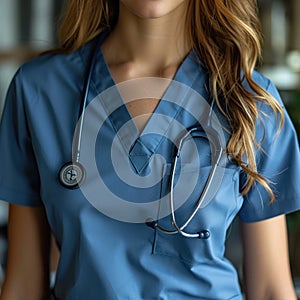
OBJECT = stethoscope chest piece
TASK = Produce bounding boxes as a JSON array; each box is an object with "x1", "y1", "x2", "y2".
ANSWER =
[{"x1": 59, "y1": 162, "x2": 86, "y2": 189}]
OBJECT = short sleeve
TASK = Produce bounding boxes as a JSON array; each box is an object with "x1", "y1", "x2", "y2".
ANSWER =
[
  {"x1": 0, "y1": 68, "x2": 42, "y2": 206},
  {"x1": 239, "y1": 80, "x2": 300, "y2": 222}
]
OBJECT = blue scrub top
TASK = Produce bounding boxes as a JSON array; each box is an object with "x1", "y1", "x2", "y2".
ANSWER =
[{"x1": 0, "y1": 33, "x2": 300, "y2": 300}]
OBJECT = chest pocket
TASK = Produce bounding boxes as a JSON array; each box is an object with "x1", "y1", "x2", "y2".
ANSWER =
[{"x1": 152, "y1": 164, "x2": 241, "y2": 265}]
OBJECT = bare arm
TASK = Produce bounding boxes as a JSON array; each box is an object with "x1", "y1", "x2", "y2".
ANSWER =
[
  {"x1": 241, "y1": 215, "x2": 296, "y2": 300},
  {"x1": 0, "y1": 204, "x2": 51, "y2": 300}
]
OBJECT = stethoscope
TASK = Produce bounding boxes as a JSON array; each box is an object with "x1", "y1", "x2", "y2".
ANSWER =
[
  {"x1": 58, "y1": 33, "x2": 225, "y2": 239},
  {"x1": 58, "y1": 33, "x2": 109, "y2": 189},
  {"x1": 146, "y1": 108, "x2": 224, "y2": 239}
]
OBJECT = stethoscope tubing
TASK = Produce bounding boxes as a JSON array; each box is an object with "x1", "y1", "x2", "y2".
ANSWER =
[
  {"x1": 74, "y1": 31, "x2": 109, "y2": 163},
  {"x1": 59, "y1": 31, "x2": 109, "y2": 189},
  {"x1": 154, "y1": 126, "x2": 223, "y2": 239}
]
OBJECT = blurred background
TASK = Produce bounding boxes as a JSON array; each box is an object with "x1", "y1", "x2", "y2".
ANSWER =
[{"x1": 0, "y1": 0, "x2": 299, "y2": 297}]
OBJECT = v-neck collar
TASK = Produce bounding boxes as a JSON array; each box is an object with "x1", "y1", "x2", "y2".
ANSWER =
[{"x1": 80, "y1": 33, "x2": 209, "y2": 174}]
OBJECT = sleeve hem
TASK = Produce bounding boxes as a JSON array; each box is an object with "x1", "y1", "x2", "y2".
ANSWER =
[
  {"x1": 0, "y1": 185, "x2": 43, "y2": 207},
  {"x1": 238, "y1": 202, "x2": 300, "y2": 223}
]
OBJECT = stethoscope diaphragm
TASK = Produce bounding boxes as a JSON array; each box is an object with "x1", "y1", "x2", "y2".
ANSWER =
[{"x1": 59, "y1": 162, "x2": 86, "y2": 189}]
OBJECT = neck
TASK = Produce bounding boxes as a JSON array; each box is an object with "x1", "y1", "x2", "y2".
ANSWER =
[{"x1": 102, "y1": 2, "x2": 190, "y2": 78}]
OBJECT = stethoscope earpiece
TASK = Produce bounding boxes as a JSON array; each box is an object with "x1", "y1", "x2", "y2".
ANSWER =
[
  {"x1": 145, "y1": 219, "x2": 158, "y2": 229},
  {"x1": 59, "y1": 162, "x2": 86, "y2": 189},
  {"x1": 198, "y1": 230, "x2": 210, "y2": 239}
]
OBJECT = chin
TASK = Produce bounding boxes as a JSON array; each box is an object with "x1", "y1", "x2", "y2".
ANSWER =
[{"x1": 120, "y1": 0, "x2": 187, "y2": 19}]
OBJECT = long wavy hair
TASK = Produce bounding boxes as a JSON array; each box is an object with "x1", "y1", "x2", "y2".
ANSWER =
[{"x1": 57, "y1": 0, "x2": 283, "y2": 201}]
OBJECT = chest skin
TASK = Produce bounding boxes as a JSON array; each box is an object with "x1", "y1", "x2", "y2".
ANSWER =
[
  {"x1": 126, "y1": 98, "x2": 160, "y2": 132},
  {"x1": 102, "y1": 44, "x2": 181, "y2": 133}
]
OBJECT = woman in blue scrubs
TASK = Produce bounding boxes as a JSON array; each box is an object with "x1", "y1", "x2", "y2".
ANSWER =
[{"x1": 1, "y1": 0, "x2": 300, "y2": 299}]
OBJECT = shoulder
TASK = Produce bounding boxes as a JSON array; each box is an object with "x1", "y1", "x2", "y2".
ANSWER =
[
  {"x1": 5, "y1": 42, "x2": 96, "y2": 112},
  {"x1": 246, "y1": 70, "x2": 284, "y2": 108},
  {"x1": 14, "y1": 41, "x2": 95, "y2": 91},
  {"x1": 241, "y1": 70, "x2": 287, "y2": 144},
  {"x1": 20, "y1": 52, "x2": 77, "y2": 77},
  {"x1": 251, "y1": 70, "x2": 271, "y2": 89},
  {"x1": 243, "y1": 70, "x2": 283, "y2": 105}
]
